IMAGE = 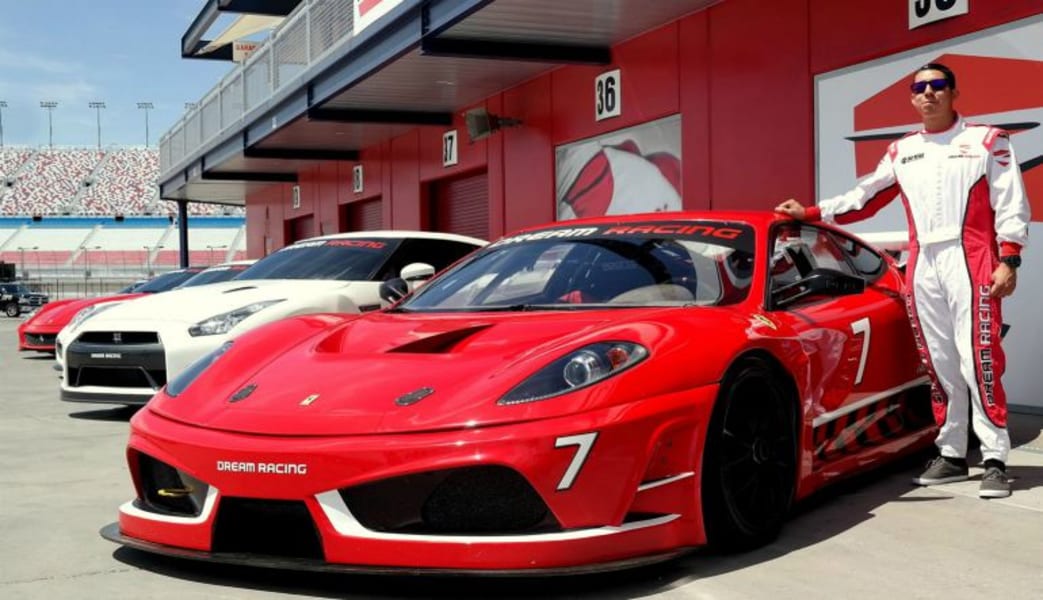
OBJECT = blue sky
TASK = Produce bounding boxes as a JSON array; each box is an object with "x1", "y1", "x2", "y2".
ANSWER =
[{"x1": 0, "y1": 0, "x2": 237, "y2": 148}]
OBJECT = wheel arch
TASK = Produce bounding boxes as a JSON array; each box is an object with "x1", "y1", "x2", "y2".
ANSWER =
[
  {"x1": 721, "y1": 349, "x2": 801, "y2": 426},
  {"x1": 700, "y1": 347, "x2": 803, "y2": 551}
]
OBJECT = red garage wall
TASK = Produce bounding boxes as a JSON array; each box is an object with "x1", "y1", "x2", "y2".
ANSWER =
[
  {"x1": 703, "y1": 0, "x2": 811, "y2": 210},
  {"x1": 245, "y1": 0, "x2": 1040, "y2": 257},
  {"x1": 245, "y1": 183, "x2": 291, "y2": 258},
  {"x1": 809, "y1": 0, "x2": 1043, "y2": 73}
]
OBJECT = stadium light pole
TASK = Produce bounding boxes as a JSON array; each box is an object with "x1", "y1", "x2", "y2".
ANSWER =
[
  {"x1": 0, "y1": 100, "x2": 7, "y2": 149},
  {"x1": 88, "y1": 101, "x2": 106, "y2": 149},
  {"x1": 137, "y1": 102, "x2": 154, "y2": 146},
  {"x1": 17, "y1": 246, "x2": 38, "y2": 280},
  {"x1": 40, "y1": 101, "x2": 58, "y2": 149}
]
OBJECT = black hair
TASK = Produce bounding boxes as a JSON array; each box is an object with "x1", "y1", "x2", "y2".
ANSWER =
[{"x1": 915, "y1": 62, "x2": 957, "y2": 90}]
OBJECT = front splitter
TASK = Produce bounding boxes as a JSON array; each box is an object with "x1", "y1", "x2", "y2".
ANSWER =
[{"x1": 100, "y1": 522, "x2": 692, "y2": 577}]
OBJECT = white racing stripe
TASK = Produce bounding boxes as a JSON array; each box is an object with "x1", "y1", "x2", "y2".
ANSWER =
[
  {"x1": 316, "y1": 490, "x2": 678, "y2": 543},
  {"x1": 118, "y1": 486, "x2": 218, "y2": 525},
  {"x1": 812, "y1": 376, "x2": 930, "y2": 427}
]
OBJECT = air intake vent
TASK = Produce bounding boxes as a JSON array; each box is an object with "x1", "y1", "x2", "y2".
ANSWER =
[
  {"x1": 341, "y1": 466, "x2": 557, "y2": 535},
  {"x1": 212, "y1": 498, "x2": 324, "y2": 559}
]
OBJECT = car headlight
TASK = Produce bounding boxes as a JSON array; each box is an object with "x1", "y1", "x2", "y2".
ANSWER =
[
  {"x1": 68, "y1": 302, "x2": 121, "y2": 331},
  {"x1": 165, "y1": 341, "x2": 233, "y2": 397},
  {"x1": 498, "y1": 342, "x2": 648, "y2": 405},
  {"x1": 188, "y1": 300, "x2": 284, "y2": 337}
]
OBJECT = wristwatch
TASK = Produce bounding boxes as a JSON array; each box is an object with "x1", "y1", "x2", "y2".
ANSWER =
[{"x1": 1000, "y1": 255, "x2": 1022, "y2": 269}]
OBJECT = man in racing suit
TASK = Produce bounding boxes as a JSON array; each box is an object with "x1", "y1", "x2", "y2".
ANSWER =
[{"x1": 775, "y1": 63, "x2": 1031, "y2": 498}]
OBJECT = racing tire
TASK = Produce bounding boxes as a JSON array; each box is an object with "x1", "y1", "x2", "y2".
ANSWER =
[
  {"x1": 701, "y1": 356, "x2": 797, "y2": 552},
  {"x1": 3, "y1": 302, "x2": 19, "y2": 318}
]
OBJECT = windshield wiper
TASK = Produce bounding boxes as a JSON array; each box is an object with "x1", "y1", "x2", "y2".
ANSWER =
[{"x1": 475, "y1": 303, "x2": 604, "y2": 312}]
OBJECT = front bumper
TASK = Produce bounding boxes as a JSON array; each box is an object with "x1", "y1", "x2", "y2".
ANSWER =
[
  {"x1": 18, "y1": 326, "x2": 58, "y2": 352},
  {"x1": 100, "y1": 523, "x2": 689, "y2": 576},
  {"x1": 59, "y1": 320, "x2": 225, "y2": 405},
  {"x1": 111, "y1": 387, "x2": 717, "y2": 572}
]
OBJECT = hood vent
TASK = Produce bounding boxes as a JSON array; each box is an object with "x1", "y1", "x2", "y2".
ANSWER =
[
  {"x1": 222, "y1": 286, "x2": 259, "y2": 294},
  {"x1": 388, "y1": 324, "x2": 492, "y2": 354}
]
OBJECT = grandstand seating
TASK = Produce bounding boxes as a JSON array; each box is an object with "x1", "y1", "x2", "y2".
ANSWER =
[
  {"x1": 0, "y1": 147, "x2": 245, "y2": 217},
  {"x1": 0, "y1": 147, "x2": 248, "y2": 289}
]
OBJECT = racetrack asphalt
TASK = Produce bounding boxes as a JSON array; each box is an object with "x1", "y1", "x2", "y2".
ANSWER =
[{"x1": 1, "y1": 316, "x2": 1041, "y2": 600}]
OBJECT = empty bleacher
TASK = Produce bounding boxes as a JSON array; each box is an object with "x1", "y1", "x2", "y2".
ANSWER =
[{"x1": 0, "y1": 216, "x2": 245, "y2": 279}]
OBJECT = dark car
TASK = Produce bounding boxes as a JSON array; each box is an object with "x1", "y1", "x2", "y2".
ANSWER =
[{"x1": 0, "y1": 283, "x2": 49, "y2": 317}]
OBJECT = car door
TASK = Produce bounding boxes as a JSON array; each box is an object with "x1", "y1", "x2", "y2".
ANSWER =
[{"x1": 767, "y1": 223, "x2": 922, "y2": 461}]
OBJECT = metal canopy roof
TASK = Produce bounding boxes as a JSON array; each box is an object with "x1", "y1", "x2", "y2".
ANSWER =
[
  {"x1": 183, "y1": 0, "x2": 303, "y2": 60},
  {"x1": 162, "y1": 0, "x2": 720, "y2": 205}
]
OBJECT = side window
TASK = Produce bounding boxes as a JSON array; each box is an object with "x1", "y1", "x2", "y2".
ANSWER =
[
  {"x1": 769, "y1": 225, "x2": 812, "y2": 290},
  {"x1": 831, "y1": 233, "x2": 886, "y2": 282},
  {"x1": 769, "y1": 223, "x2": 862, "y2": 307},
  {"x1": 379, "y1": 239, "x2": 479, "y2": 280},
  {"x1": 806, "y1": 229, "x2": 855, "y2": 275}
]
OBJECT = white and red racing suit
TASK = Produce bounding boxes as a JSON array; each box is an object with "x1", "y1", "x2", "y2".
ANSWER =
[{"x1": 807, "y1": 115, "x2": 1031, "y2": 464}]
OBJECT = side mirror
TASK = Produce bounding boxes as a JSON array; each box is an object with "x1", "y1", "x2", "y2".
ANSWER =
[
  {"x1": 772, "y1": 267, "x2": 865, "y2": 308},
  {"x1": 400, "y1": 262, "x2": 435, "y2": 283},
  {"x1": 379, "y1": 278, "x2": 409, "y2": 305},
  {"x1": 380, "y1": 263, "x2": 437, "y2": 307}
]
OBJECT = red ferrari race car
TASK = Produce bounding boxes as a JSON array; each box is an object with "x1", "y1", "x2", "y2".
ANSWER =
[
  {"x1": 18, "y1": 263, "x2": 249, "y2": 353},
  {"x1": 103, "y1": 211, "x2": 936, "y2": 574}
]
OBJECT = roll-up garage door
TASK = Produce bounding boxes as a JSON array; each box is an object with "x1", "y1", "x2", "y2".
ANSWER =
[
  {"x1": 287, "y1": 215, "x2": 315, "y2": 244},
  {"x1": 430, "y1": 172, "x2": 489, "y2": 240},
  {"x1": 343, "y1": 198, "x2": 383, "y2": 231}
]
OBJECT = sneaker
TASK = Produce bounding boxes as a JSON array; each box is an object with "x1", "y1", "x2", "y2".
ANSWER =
[
  {"x1": 912, "y1": 456, "x2": 969, "y2": 485},
  {"x1": 979, "y1": 466, "x2": 1011, "y2": 498}
]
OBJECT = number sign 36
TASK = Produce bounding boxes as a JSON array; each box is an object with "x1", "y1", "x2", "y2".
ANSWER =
[
  {"x1": 908, "y1": 0, "x2": 968, "y2": 29},
  {"x1": 595, "y1": 69, "x2": 621, "y2": 121}
]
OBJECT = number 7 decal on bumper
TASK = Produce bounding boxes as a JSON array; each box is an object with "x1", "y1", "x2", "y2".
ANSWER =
[{"x1": 554, "y1": 432, "x2": 599, "y2": 490}]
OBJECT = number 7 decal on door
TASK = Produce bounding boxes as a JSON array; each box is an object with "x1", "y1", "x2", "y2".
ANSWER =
[
  {"x1": 554, "y1": 432, "x2": 598, "y2": 490},
  {"x1": 850, "y1": 317, "x2": 871, "y2": 385}
]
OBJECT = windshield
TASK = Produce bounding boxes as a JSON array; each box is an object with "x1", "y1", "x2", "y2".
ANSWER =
[
  {"x1": 136, "y1": 269, "x2": 203, "y2": 293},
  {"x1": 235, "y1": 238, "x2": 400, "y2": 281},
  {"x1": 402, "y1": 221, "x2": 755, "y2": 312},
  {"x1": 176, "y1": 264, "x2": 251, "y2": 288},
  {"x1": 117, "y1": 281, "x2": 145, "y2": 293}
]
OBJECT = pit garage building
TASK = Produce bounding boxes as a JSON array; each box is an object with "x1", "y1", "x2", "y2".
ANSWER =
[{"x1": 161, "y1": 0, "x2": 1043, "y2": 410}]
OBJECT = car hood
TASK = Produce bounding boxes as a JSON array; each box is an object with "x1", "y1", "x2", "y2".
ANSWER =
[
  {"x1": 150, "y1": 307, "x2": 746, "y2": 436},
  {"x1": 29, "y1": 294, "x2": 144, "y2": 327},
  {"x1": 81, "y1": 279, "x2": 365, "y2": 325}
]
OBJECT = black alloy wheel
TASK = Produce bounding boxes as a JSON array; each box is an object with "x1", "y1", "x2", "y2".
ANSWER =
[{"x1": 702, "y1": 357, "x2": 797, "y2": 551}]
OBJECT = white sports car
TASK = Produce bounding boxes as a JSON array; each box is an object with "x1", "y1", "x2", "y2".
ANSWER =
[{"x1": 55, "y1": 231, "x2": 485, "y2": 405}]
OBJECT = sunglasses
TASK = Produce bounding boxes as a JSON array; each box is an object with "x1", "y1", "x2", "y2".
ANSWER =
[{"x1": 910, "y1": 78, "x2": 950, "y2": 94}]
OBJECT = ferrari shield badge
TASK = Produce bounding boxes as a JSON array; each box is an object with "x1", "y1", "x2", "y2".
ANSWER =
[{"x1": 752, "y1": 314, "x2": 778, "y2": 330}]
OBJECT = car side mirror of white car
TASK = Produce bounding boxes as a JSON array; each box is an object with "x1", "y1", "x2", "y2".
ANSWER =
[
  {"x1": 401, "y1": 262, "x2": 436, "y2": 284},
  {"x1": 379, "y1": 263, "x2": 438, "y2": 307}
]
